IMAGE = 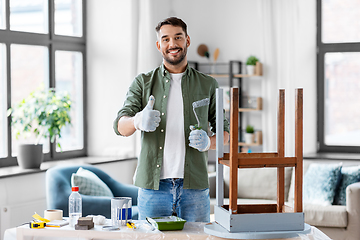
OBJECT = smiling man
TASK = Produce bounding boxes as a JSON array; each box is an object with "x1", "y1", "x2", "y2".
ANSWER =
[
  {"x1": 156, "y1": 23, "x2": 189, "y2": 71},
  {"x1": 113, "y1": 17, "x2": 229, "y2": 222}
]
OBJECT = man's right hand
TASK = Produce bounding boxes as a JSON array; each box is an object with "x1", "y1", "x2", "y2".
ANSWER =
[{"x1": 134, "y1": 95, "x2": 161, "y2": 132}]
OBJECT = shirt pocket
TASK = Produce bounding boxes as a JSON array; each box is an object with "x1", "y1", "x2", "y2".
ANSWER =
[{"x1": 191, "y1": 95, "x2": 210, "y2": 129}]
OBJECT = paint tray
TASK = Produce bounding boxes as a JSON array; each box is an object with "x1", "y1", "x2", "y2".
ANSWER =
[{"x1": 146, "y1": 216, "x2": 186, "y2": 231}]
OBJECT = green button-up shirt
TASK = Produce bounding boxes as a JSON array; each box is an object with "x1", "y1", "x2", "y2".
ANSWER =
[{"x1": 113, "y1": 63, "x2": 229, "y2": 190}]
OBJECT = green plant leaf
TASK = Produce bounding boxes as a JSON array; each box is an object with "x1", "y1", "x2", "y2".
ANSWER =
[
  {"x1": 246, "y1": 56, "x2": 259, "y2": 66},
  {"x1": 245, "y1": 124, "x2": 255, "y2": 133},
  {"x1": 57, "y1": 142, "x2": 62, "y2": 152},
  {"x1": 194, "y1": 124, "x2": 202, "y2": 130},
  {"x1": 7, "y1": 85, "x2": 72, "y2": 144}
]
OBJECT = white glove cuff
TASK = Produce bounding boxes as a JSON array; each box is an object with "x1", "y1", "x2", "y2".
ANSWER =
[
  {"x1": 202, "y1": 135, "x2": 211, "y2": 152},
  {"x1": 133, "y1": 112, "x2": 142, "y2": 131}
]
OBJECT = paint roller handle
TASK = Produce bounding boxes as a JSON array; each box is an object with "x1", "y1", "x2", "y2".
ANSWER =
[
  {"x1": 188, "y1": 125, "x2": 210, "y2": 152},
  {"x1": 134, "y1": 95, "x2": 161, "y2": 132}
]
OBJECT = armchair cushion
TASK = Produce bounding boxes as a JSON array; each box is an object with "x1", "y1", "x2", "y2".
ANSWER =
[
  {"x1": 71, "y1": 167, "x2": 114, "y2": 197},
  {"x1": 304, "y1": 204, "x2": 347, "y2": 228}
]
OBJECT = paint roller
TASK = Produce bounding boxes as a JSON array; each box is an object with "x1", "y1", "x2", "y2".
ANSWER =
[{"x1": 192, "y1": 98, "x2": 210, "y2": 129}]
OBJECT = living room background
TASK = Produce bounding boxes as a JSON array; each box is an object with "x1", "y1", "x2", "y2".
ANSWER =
[{"x1": 87, "y1": 0, "x2": 316, "y2": 160}]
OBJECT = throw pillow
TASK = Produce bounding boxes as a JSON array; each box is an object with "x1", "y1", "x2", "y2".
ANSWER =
[
  {"x1": 71, "y1": 167, "x2": 114, "y2": 197},
  {"x1": 303, "y1": 163, "x2": 342, "y2": 206},
  {"x1": 333, "y1": 165, "x2": 360, "y2": 205}
]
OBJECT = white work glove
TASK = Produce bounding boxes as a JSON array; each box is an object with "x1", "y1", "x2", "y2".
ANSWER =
[
  {"x1": 188, "y1": 125, "x2": 211, "y2": 152},
  {"x1": 86, "y1": 215, "x2": 106, "y2": 225},
  {"x1": 134, "y1": 95, "x2": 161, "y2": 132}
]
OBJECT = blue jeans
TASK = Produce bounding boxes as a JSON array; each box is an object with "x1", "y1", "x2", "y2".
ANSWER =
[{"x1": 138, "y1": 178, "x2": 210, "y2": 222}]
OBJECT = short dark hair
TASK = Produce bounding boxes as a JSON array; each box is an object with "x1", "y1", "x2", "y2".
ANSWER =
[{"x1": 155, "y1": 17, "x2": 188, "y2": 36}]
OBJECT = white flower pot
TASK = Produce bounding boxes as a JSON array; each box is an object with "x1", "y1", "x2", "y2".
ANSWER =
[
  {"x1": 246, "y1": 65, "x2": 255, "y2": 75},
  {"x1": 244, "y1": 133, "x2": 255, "y2": 144}
]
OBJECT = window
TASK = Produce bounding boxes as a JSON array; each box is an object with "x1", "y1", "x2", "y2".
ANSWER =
[
  {"x1": 0, "y1": 0, "x2": 86, "y2": 167},
  {"x1": 0, "y1": 44, "x2": 6, "y2": 158},
  {"x1": 10, "y1": 44, "x2": 50, "y2": 155},
  {"x1": 55, "y1": 50, "x2": 84, "y2": 153},
  {"x1": 317, "y1": 0, "x2": 360, "y2": 152},
  {"x1": 0, "y1": 0, "x2": 5, "y2": 29},
  {"x1": 10, "y1": 0, "x2": 48, "y2": 34},
  {"x1": 54, "y1": 0, "x2": 82, "y2": 37}
]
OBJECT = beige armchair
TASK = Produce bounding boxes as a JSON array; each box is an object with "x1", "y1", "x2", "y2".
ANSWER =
[{"x1": 312, "y1": 182, "x2": 360, "y2": 240}]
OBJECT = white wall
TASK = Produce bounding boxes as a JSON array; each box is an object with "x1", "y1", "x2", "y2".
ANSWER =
[
  {"x1": 294, "y1": 0, "x2": 317, "y2": 155},
  {"x1": 86, "y1": 0, "x2": 317, "y2": 156},
  {"x1": 178, "y1": 1, "x2": 262, "y2": 65},
  {"x1": 86, "y1": 0, "x2": 138, "y2": 158}
]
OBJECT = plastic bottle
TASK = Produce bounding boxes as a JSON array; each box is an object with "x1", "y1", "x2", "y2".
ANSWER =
[{"x1": 69, "y1": 186, "x2": 82, "y2": 227}]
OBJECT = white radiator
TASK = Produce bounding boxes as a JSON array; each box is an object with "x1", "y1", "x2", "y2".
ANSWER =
[{"x1": 0, "y1": 172, "x2": 47, "y2": 240}]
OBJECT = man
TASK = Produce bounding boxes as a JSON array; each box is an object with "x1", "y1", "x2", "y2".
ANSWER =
[{"x1": 113, "y1": 17, "x2": 229, "y2": 222}]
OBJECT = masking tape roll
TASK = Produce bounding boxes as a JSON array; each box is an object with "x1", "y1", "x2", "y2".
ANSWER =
[{"x1": 44, "y1": 209, "x2": 63, "y2": 221}]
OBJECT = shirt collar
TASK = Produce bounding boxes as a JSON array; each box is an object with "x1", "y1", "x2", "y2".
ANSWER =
[{"x1": 161, "y1": 63, "x2": 192, "y2": 77}]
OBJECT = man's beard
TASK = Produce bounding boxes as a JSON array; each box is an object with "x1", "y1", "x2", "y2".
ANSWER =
[{"x1": 163, "y1": 46, "x2": 187, "y2": 66}]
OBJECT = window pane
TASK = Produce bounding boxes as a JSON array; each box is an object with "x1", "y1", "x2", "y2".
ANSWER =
[
  {"x1": 55, "y1": 50, "x2": 83, "y2": 151},
  {"x1": 55, "y1": 0, "x2": 83, "y2": 37},
  {"x1": 0, "y1": 0, "x2": 5, "y2": 29},
  {"x1": 0, "y1": 44, "x2": 6, "y2": 157},
  {"x1": 10, "y1": 0, "x2": 48, "y2": 34},
  {"x1": 11, "y1": 44, "x2": 49, "y2": 156},
  {"x1": 324, "y1": 52, "x2": 360, "y2": 146},
  {"x1": 322, "y1": 0, "x2": 360, "y2": 43}
]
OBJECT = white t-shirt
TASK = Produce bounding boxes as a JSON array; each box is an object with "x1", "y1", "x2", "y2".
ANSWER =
[{"x1": 160, "y1": 72, "x2": 185, "y2": 179}]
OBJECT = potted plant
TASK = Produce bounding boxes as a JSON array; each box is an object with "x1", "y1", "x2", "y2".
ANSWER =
[
  {"x1": 7, "y1": 86, "x2": 72, "y2": 169},
  {"x1": 246, "y1": 55, "x2": 259, "y2": 75},
  {"x1": 244, "y1": 124, "x2": 255, "y2": 144}
]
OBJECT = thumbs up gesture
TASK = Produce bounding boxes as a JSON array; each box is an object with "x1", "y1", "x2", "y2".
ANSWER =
[{"x1": 134, "y1": 95, "x2": 161, "y2": 132}]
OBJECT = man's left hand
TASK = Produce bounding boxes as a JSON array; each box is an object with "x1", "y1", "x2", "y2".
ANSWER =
[{"x1": 189, "y1": 125, "x2": 210, "y2": 152}]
